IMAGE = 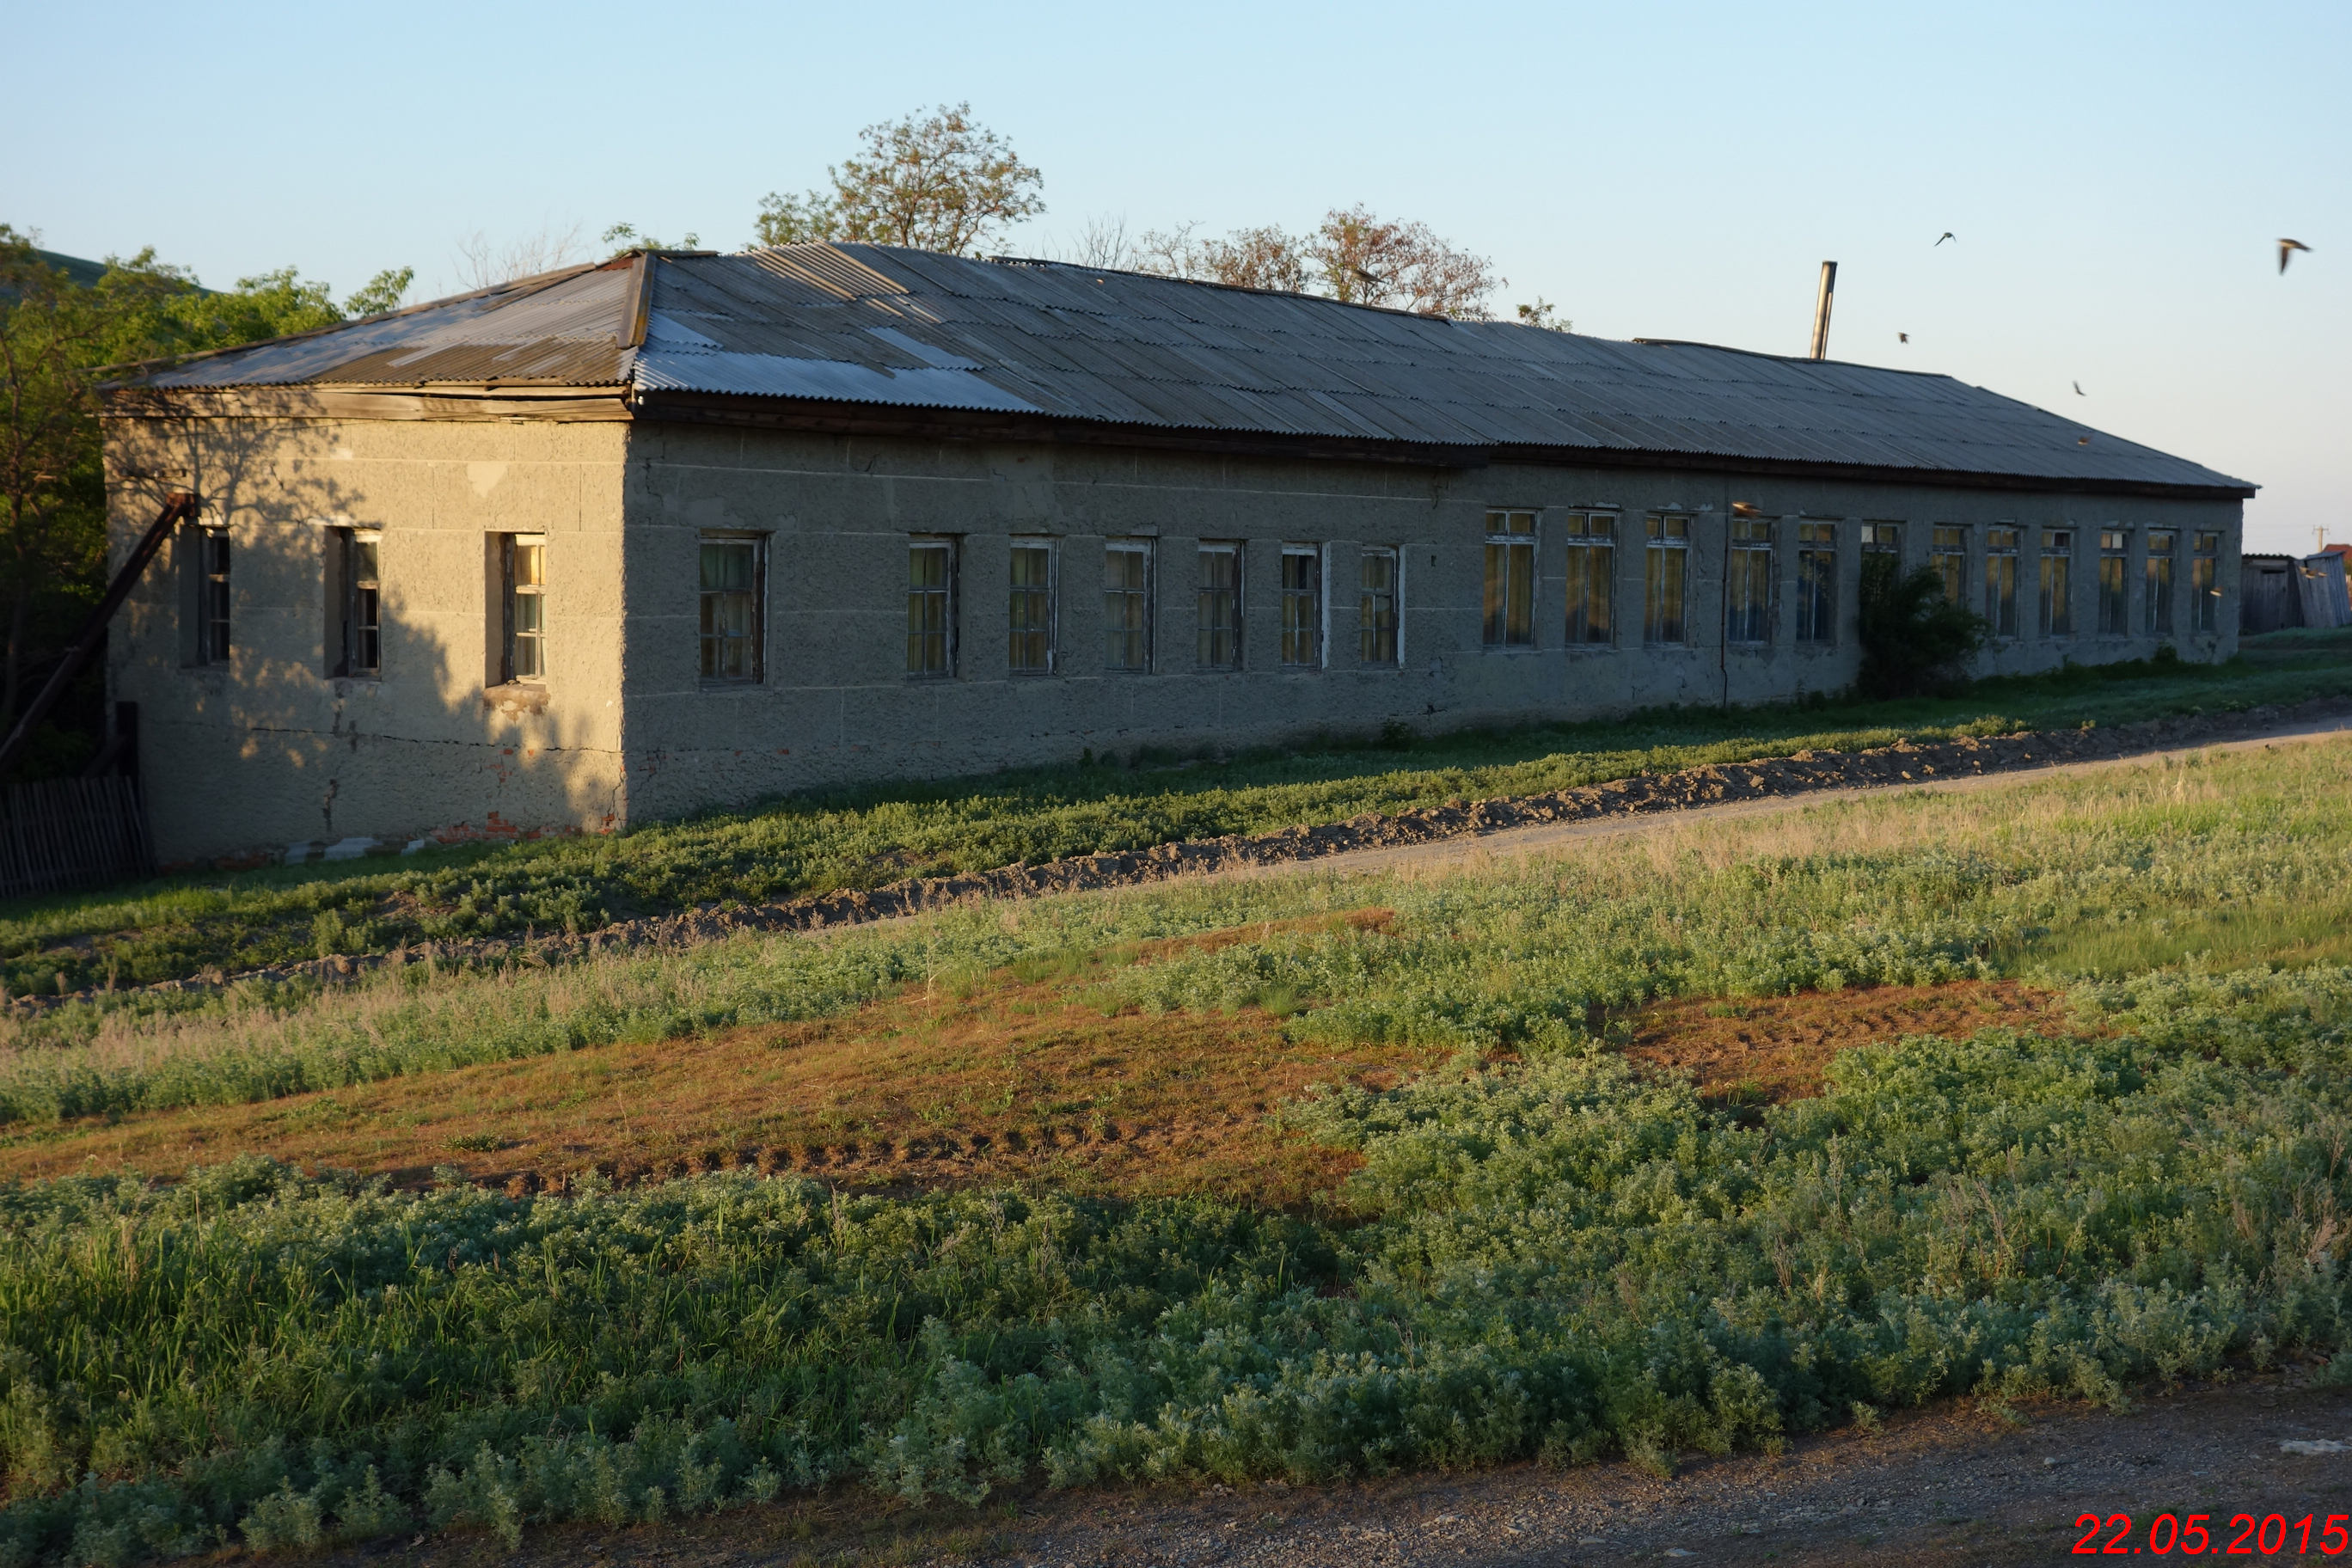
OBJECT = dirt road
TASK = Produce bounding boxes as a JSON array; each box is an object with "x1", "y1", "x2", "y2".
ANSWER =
[{"x1": 339, "y1": 1370, "x2": 2350, "y2": 1567}]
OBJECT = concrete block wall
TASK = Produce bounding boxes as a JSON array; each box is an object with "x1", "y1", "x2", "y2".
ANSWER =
[
  {"x1": 104, "y1": 416, "x2": 632, "y2": 861},
  {"x1": 615, "y1": 424, "x2": 2241, "y2": 820},
  {"x1": 101, "y1": 411, "x2": 2241, "y2": 859}
]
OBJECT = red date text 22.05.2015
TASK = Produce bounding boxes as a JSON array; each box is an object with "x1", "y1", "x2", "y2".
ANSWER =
[{"x1": 2075, "y1": 1513, "x2": 2349, "y2": 1555}]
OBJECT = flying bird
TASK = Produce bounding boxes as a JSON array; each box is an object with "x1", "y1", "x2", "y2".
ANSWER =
[
  {"x1": 2279, "y1": 238, "x2": 2312, "y2": 274},
  {"x1": 1935, "y1": 232, "x2": 1955, "y2": 246},
  {"x1": 1898, "y1": 332, "x2": 1909, "y2": 343},
  {"x1": 2073, "y1": 382, "x2": 2086, "y2": 396}
]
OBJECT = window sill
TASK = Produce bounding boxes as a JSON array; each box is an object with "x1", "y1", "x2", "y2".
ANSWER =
[
  {"x1": 482, "y1": 683, "x2": 548, "y2": 715},
  {"x1": 698, "y1": 680, "x2": 766, "y2": 693}
]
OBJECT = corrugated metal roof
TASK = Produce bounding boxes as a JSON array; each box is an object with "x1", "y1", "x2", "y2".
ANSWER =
[{"x1": 131, "y1": 244, "x2": 2252, "y2": 494}]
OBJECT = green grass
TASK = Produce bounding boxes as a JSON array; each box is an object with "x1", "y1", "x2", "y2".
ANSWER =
[
  {"x1": 2, "y1": 628, "x2": 2347, "y2": 998},
  {"x1": 4, "y1": 734, "x2": 2352, "y2": 1561},
  {"x1": 2, "y1": 732, "x2": 2346, "y2": 1127}
]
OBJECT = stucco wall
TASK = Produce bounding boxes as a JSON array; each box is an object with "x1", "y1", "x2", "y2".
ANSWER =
[
  {"x1": 614, "y1": 422, "x2": 2241, "y2": 820},
  {"x1": 103, "y1": 416, "x2": 630, "y2": 862}
]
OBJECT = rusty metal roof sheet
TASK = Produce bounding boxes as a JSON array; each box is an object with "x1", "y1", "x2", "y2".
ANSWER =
[{"x1": 132, "y1": 244, "x2": 2251, "y2": 494}]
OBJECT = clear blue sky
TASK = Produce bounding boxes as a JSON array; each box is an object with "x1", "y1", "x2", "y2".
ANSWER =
[{"x1": 14, "y1": 0, "x2": 2344, "y2": 550}]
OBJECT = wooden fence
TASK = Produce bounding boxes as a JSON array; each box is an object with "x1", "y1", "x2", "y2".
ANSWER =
[{"x1": 0, "y1": 775, "x2": 153, "y2": 899}]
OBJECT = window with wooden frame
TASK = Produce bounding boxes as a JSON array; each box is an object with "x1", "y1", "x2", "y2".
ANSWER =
[
  {"x1": 2040, "y1": 528, "x2": 2074, "y2": 637},
  {"x1": 328, "y1": 526, "x2": 381, "y2": 677},
  {"x1": 1796, "y1": 521, "x2": 1836, "y2": 644},
  {"x1": 1986, "y1": 526, "x2": 2021, "y2": 638},
  {"x1": 2098, "y1": 529, "x2": 2129, "y2": 636},
  {"x1": 1860, "y1": 522, "x2": 1902, "y2": 560},
  {"x1": 2191, "y1": 530, "x2": 2221, "y2": 634},
  {"x1": 192, "y1": 525, "x2": 231, "y2": 665},
  {"x1": 1280, "y1": 545, "x2": 1321, "y2": 667},
  {"x1": 698, "y1": 533, "x2": 764, "y2": 683},
  {"x1": 501, "y1": 534, "x2": 546, "y2": 683},
  {"x1": 1196, "y1": 542, "x2": 1241, "y2": 670},
  {"x1": 1562, "y1": 511, "x2": 1614, "y2": 646},
  {"x1": 1643, "y1": 513, "x2": 1690, "y2": 645},
  {"x1": 2145, "y1": 530, "x2": 2176, "y2": 637},
  {"x1": 1358, "y1": 547, "x2": 1400, "y2": 665},
  {"x1": 906, "y1": 538, "x2": 955, "y2": 677},
  {"x1": 1482, "y1": 510, "x2": 1535, "y2": 646},
  {"x1": 1008, "y1": 538, "x2": 1055, "y2": 675},
  {"x1": 1725, "y1": 516, "x2": 1773, "y2": 645},
  {"x1": 1103, "y1": 540, "x2": 1152, "y2": 672},
  {"x1": 1932, "y1": 526, "x2": 1968, "y2": 605}
]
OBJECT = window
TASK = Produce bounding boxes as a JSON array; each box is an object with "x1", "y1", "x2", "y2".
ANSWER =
[
  {"x1": 1932, "y1": 526, "x2": 1968, "y2": 604},
  {"x1": 1643, "y1": 513, "x2": 1689, "y2": 644},
  {"x1": 1359, "y1": 548, "x2": 1400, "y2": 665},
  {"x1": 1104, "y1": 540, "x2": 1152, "y2": 671},
  {"x1": 1796, "y1": 521, "x2": 1837, "y2": 644},
  {"x1": 1197, "y1": 542, "x2": 1241, "y2": 669},
  {"x1": 2040, "y1": 528, "x2": 2074, "y2": 637},
  {"x1": 2145, "y1": 530, "x2": 2176, "y2": 637},
  {"x1": 331, "y1": 528, "x2": 381, "y2": 677},
  {"x1": 2191, "y1": 530, "x2": 2221, "y2": 634},
  {"x1": 698, "y1": 534, "x2": 763, "y2": 682},
  {"x1": 1482, "y1": 510, "x2": 1535, "y2": 646},
  {"x1": 2098, "y1": 529, "x2": 2129, "y2": 636},
  {"x1": 1986, "y1": 526, "x2": 2020, "y2": 638},
  {"x1": 1861, "y1": 522, "x2": 1902, "y2": 560},
  {"x1": 1563, "y1": 511, "x2": 1614, "y2": 646},
  {"x1": 906, "y1": 538, "x2": 955, "y2": 677},
  {"x1": 194, "y1": 526, "x2": 231, "y2": 665},
  {"x1": 501, "y1": 534, "x2": 545, "y2": 683},
  {"x1": 1008, "y1": 539, "x2": 1055, "y2": 674},
  {"x1": 1280, "y1": 545, "x2": 1321, "y2": 667},
  {"x1": 1726, "y1": 516, "x2": 1773, "y2": 645}
]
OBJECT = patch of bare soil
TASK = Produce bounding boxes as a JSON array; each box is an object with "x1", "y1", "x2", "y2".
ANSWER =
[
  {"x1": 1620, "y1": 981, "x2": 2086, "y2": 1104},
  {"x1": 0, "y1": 911, "x2": 1430, "y2": 1210},
  {"x1": 308, "y1": 1369, "x2": 2352, "y2": 1568}
]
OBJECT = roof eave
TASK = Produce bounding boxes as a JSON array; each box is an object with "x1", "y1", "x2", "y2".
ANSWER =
[{"x1": 631, "y1": 389, "x2": 2257, "y2": 501}]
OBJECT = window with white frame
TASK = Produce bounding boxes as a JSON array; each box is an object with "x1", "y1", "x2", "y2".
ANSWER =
[
  {"x1": 1563, "y1": 511, "x2": 1614, "y2": 646},
  {"x1": 2098, "y1": 529, "x2": 2129, "y2": 636},
  {"x1": 2040, "y1": 528, "x2": 2074, "y2": 637},
  {"x1": 1643, "y1": 513, "x2": 1690, "y2": 645},
  {"x1": 1197, "y1": 542, "x2": 1241, "y2": 669},
  {"x1": 1932, "y1": 525, "x2": 1968, "y2": 606},
  {"x1": 2145, "y1": 530, "x2": 2176, "y2": 637},
  {"x1": 2191, "y1": 531, "x2": 2220, "y2": 633},
  {"x1": 502, "y1": 534, "x2": 545, "y2": 683},
  {"x1": 1986, "y1": 526, "x2": 2021, "y2": 638},
  {"x1": 1482, "y1": 510, "x2": 1535, "y2": 646},
  {"x1": 1796, "y1": 521, "x2": 1836, "y2": 644},
  {"x1": 1358, "y1": 547, "x2": 1399, "y2": 665},
  {"x1": 1008, "y1": 538, "x2": 1055, "y2": 674},
  {"x1": 1726, "y1": 516, "x2": 1772, "y2": 645},
  {"x1": 1104, "y1": 540, "x2": 1152, "y2": 671}
]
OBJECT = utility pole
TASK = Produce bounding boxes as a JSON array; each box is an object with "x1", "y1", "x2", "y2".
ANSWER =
[{"x1": 1808, "y1": 262, "x2": 1838, "y2": 360}]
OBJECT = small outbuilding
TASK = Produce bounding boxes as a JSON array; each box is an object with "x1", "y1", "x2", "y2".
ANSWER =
[{"x1": 101, "y1": 245, "x2": 2254, "y2": 862}]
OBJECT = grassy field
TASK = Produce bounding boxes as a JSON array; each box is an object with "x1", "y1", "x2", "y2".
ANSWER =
[
  {"x1": 1, "y1": 628, "x2": 2347, "y2": 1000},
  {"x1": 0, "y1": 736, "x2": 2349, "y2": 1563}
]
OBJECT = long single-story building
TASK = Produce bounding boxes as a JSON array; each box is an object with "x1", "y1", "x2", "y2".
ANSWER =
[{"x1": 102, "y1": 243, "x2": 2254, "y2": 863}]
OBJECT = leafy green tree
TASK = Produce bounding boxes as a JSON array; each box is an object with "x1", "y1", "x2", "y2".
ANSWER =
[
  {"x1": 1856, "y1": 555, "x2": 1989, "y2": 699},
  {"x1": 754, "y1": 103, "x2": 1044, "y2": 256},
  {"x1": 0, "y1": 229, "x2": 407, "y2": 774}
]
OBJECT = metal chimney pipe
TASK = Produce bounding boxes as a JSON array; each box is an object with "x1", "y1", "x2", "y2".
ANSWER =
[{"x1": 1809, "y1": 261, "x2": 1838, "y2": 360}]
